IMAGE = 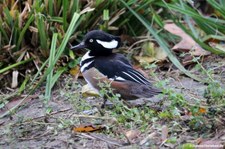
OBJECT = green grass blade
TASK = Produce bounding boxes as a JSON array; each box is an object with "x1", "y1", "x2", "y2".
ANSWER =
[
  {"x1": 18, "y1": 75, "x2": 30, "y2": 94},
  {"x1": 0, "y1": 58, "x2": 33, "y2": 74},
  {"x1": 120, "y1": 0, "x2": 205, "y2": 83},
  {"x1": 0, "y1": 18, "x2": 9, "y2": 43},
  {"x1": 45, "y1": 33, "x2": 58, "y2": 101},
  {"x1": 16, "y1": 15, "x2": 35, "y2": 51},
  {"x1": 63, "y1": 0, "x2": 69, "y2": 30},
  {"x1": 152, "y1": 9, "x2": 164, "y2": 28},
  {"x1": 48, "y1": 17, "x2": 64, "y2": 23},
  {"x1": 3, "y1": 7, "x2": 13, "y2": 26},
  {"x1": 54, "y1": 13, "x2": 80, "y2": 64},
  {"x1": 30, "y1": 59, "x2": 49, "y2": 87},
  {"x1": 175, "y1": 21, "x2": 225, "y2": 55},
  {"x1": 36, "y1": 15, "x2": 48, "y2": 56},
  {"x1": 51, "y1": 67, "x2": 68, "y2": 88},
  {"x1": 179, "y1": 0, "x2": 198, "y2": 38},
  {"x1": 71, "y1": 0, "x2": 80, "y2": 14},
  {"x1": 48, "y1": 0, "x2": 53, "y2": 16},
  {"x1": 207, "y1": 0, "x2": 225, "y2": 19},
  {"x1": 103, "y1": 9, "x2": 109, "y2": 21},
  {"x1": 0, "y1": 13, "x2": 81, "y2": 118},
  {"x1": 161, "y1": 3, "x2": 225, "y2": 34},
  {"x1": 33, "y1": 12, "x2": 81, "y2": 98},
  {"x1": 35, "y1": 12, "x2": 81, "y2": 91}
]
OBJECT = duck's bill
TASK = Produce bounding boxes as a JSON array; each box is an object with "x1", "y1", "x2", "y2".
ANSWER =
[{"x1": 71, "y1": 42, "x2": 87, "y2": 50}]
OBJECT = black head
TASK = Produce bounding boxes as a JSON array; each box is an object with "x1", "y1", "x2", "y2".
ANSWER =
[{"x1": 71, "y1": 30, "x2": 121, "y2": 56}]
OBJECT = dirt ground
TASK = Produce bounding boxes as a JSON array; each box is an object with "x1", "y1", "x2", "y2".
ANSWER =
[{"x1": 0, "y1": 55, "x2": 225, "y2": 149}]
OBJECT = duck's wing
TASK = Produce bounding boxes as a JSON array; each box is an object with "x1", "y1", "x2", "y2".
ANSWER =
[{"x1": 94, "y1": 55, "x2": 153, "y2": 86}]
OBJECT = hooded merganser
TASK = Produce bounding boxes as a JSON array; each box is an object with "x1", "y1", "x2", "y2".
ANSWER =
[{"x1": 71, "y1": 30, "x2": 161, "y2": 100}]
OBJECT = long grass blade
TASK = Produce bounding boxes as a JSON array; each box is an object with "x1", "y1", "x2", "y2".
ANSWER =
[
  {"x1": 160, "y1": 2, "x2": 225, "y2": 34},
  {"x1": 36, "y1": 15, "x2": 48, "y2": 56},
  {"x1": 0, "y1": 18, "x2": 10, "y2": 43},
  {"x1": 16, "y1": 15, "x2": 35, "y2": 51},
  {"x1": 3, "y1": 7, "x2": 13, "y2": 26},
  {"x1": 48, "y1": 0, "x2": 53, "y2": 16},
  {"x1": 207, "y1": 0, "x2": 225, "y2": 19},
  {"x1": 51, "y1": 67, "x2": 68, "y2": 88},
  {"x1": 0, "y1": 12, "x2": 81, "y2": 118},
  {"x1": 63, "y1": 0, "x2": 69, "y2": 30},
  {"x1": 18, "y1": 75, "x2": 30, "y2": 94},
  {"x1": 0, "y1": 58, "x2": 33, "y2": 74},
  {"x1": 175, "y1": 21, "x2": 225, "y2": 55},
  {"x1": 45, "y1": 33, "x2": 58, "y2": 101},
  {"x1": 120, "y1": 0, "x2": 205, "y2": 83}
]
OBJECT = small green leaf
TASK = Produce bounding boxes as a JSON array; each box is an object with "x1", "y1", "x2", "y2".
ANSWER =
[
  {"x1": 103, "y1": 9, "x2": 109, "y2": 21},
  {"x1": 46, "y1": 107, "x2": 52, "y2": 114}
]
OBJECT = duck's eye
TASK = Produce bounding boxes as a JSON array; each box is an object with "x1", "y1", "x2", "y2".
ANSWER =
[{"x1": 89, "y1": 39, "x2": 94, "y2": 43}]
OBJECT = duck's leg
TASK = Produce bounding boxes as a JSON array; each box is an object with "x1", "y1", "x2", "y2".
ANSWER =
[{"x1": 101, "y1": 97, "x2": 107, "y2": 108}]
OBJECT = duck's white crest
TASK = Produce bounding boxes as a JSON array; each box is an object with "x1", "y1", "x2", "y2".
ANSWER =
[{"x1": 96, "y1": 39, "x2": 118, "y2": 49}]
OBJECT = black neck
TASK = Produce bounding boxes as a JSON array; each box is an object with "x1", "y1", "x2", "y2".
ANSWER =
[{"x1": 89, "y1": 49, "x2": 113, "y2": 56}]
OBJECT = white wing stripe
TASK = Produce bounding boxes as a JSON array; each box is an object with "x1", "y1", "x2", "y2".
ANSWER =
[
  {"x1": 122, "y1": 71, "x2": 142, "y2": 84},
  {"x1": 127, "y1": 70, "x2": 148, "y2": 85},
  {"x1": 129, "y1": 70, "x2": 150, "y2": 84},
  {"x1": 115, "y1": 76, "x2": 126, "y2": 81},
  {"x1": 109, "y1": 76, "x2": 126, "y2": 81}
]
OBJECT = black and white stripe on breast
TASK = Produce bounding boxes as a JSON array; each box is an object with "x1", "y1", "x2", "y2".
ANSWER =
[{"x1": 80, "y1": 51, "x2": 95, "y2": 72}]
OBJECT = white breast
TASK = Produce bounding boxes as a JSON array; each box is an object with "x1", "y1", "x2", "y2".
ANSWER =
[{"x1": 80, "y1": 51, "x2": 94, "y2": 62}]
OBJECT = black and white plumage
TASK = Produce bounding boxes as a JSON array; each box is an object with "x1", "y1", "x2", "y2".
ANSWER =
[{"x1": 71, "y1": 30, "x2": 161, "y2": 100}]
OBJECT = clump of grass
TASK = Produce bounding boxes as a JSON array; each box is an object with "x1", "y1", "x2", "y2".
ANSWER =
[
  {"x1": 1, "y1": 0, "x2": 224, "y2": 91},
  {"x1": 1, "y1": 0, "x2": 225, "y2": 119},
  {"x1": 205, "y1": 82, "x2": 225, "y2": 101}
]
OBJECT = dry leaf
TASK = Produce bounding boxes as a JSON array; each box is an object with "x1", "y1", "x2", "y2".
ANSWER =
[
  {"x1": 139, "y1": 132, "x2": 157, "y2": 145},
  {"x1": 209, "y1": 42, "x2": 225, "y2": 52},
  {"x1": 161, "y1": 125, "x2": 168, "y2": 142},
  {"x1": 142, "y1": 42, "x2": 155, "y2": 56},
  {"x1": 10, "y1": 10, "x2": 17, "y2": 19},
  {"x1": 9, "y1": 0, "x2": 19, "y2": 19},
  {"x1": 69, "y1": 66, "x2": 80, "y2": 81},
  {"x1": 81, "y1": 84, "x2": 99, "y2": 97},
  {"x1": 164, "y1": 23, "x2": 210, "y2": 56},
  {"x1": 134, "y1": 56, "x2": 156, "y2": 64},
  {"x1": 136, "y1": 42, "x2": 167, "y2": 64},
  {"x1": 198, "y1": 107, "x2": 207, "y2": 114},
  {"x1": 73, "y1": 124, "x2": 105, "y2": 133},
  {"x1": 69, "y1": 66, "x2": 80, "y2": 76},
  {"x1": 195, "y1": 137, "x2": 203, "y2": 144},
  {"x1": 155, "y1": 47, "x2": 168, "y2": 61},
  {"x1": 125, "y1": 130, "x2": 141, "y2": 140}
]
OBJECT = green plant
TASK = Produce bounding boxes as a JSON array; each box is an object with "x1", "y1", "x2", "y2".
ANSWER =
[
  {"x1": 120, "y1": 0, "x2": 207, "y2": 83},
  {"x1": 205, "y1": 82, "x2": 225, "y2": 102},
  {"x1": 0, "y1": 12, "x2": 81, "y2": 118},
  {"x1": 97, "y1": 80, "x2": 158, "y2": 130}
]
